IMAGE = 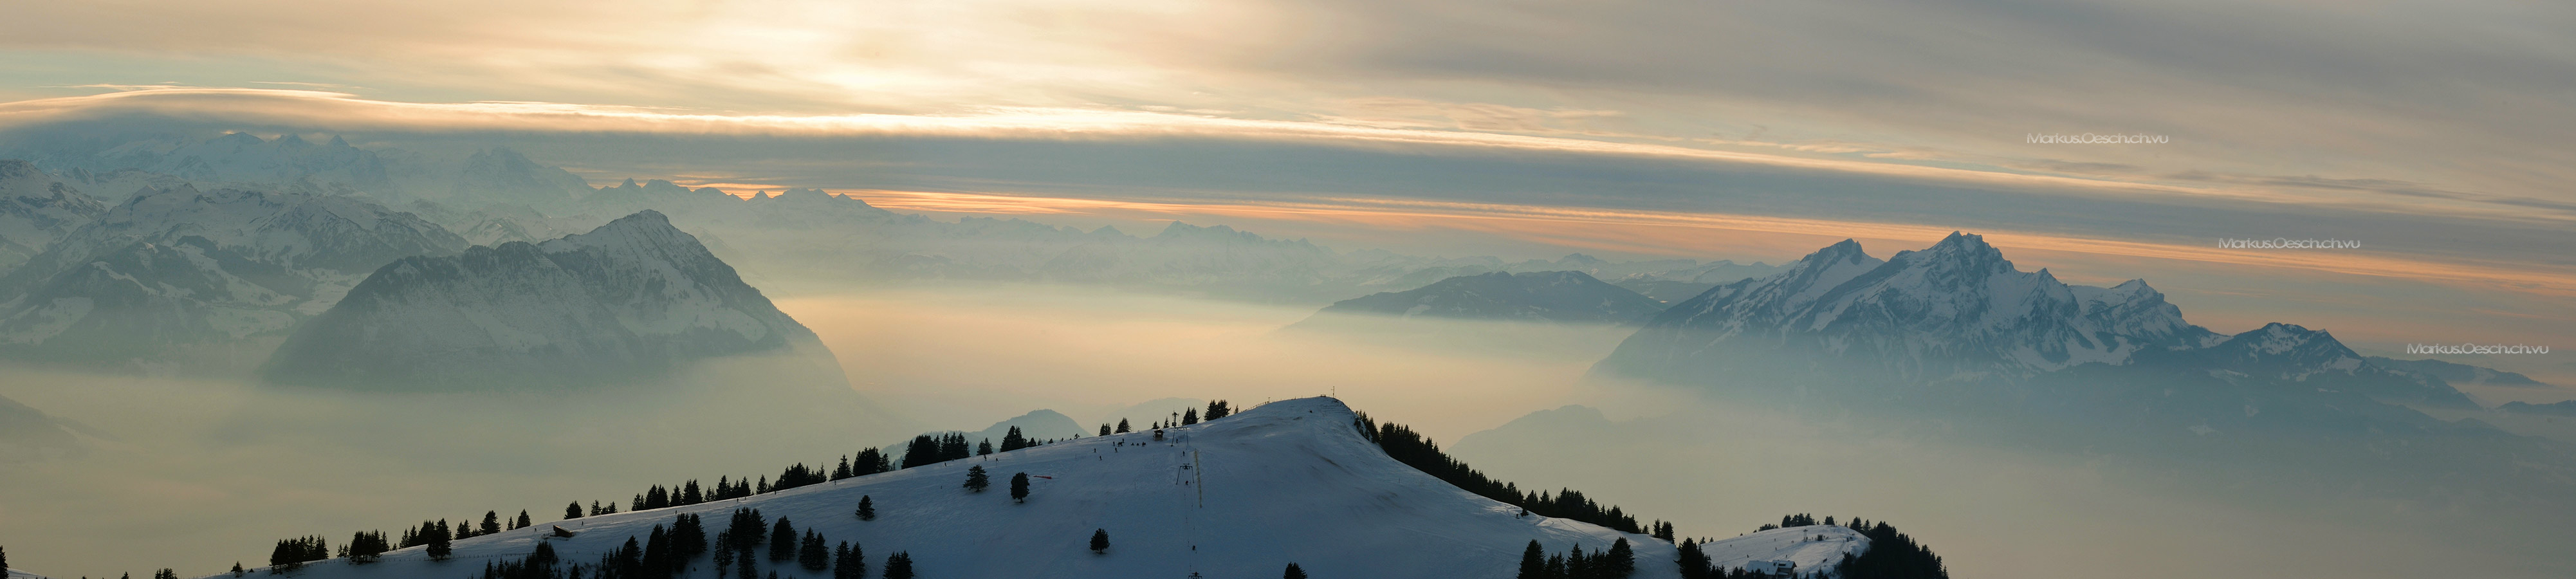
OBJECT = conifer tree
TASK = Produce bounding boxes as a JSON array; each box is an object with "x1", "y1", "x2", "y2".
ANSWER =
[
  {"x1": 900, "y1": 435, "x2": 940, "y2": 468},
  {"x1": 673, "y1": 513, "x2": 709, "y2": 561},
  {"x1": 2, "y1": 545, "x2": 8, "y2": 572},
  {"x1": 1010, "y1": 472, "x2": 1031, "y2": 502},
  {"x1": 483, "y1": 511, "x2": 502, "y2": 534},
  {"x1": 566, "y1": 502, "x2": 584, "y2": 520},
  {"x1": 1099, "y1": 423, "x2": 1112, "y2": 436},
  {"x1": 834, "y1": 541, "x2": 865, "y2": 579},
  {"x1": 428, "y1": 520, "x2": 454, "y2": 559},
  {"x1": 517, "y1": 510, "x2": 533, "y2": 529},
  {"x1": 1001, "y1": 426, "x2": 1027, "y2": 451},
  {"x1": 978, "y1": 439, "x2": 993, "y2": 455},
  {"x1": 856, "y1": 448, "x2": 891, "y2": 475},
  {"x1": 1282, "y1": 562, "x2": 1305, "y2": 579},
  {"x1": 736, "y1": 549, "x2": 759, "y2": 579},
  {"x1": 1089, "y1": 529, "x2": 1110, "y2": 553},
  {"x1": 964, "y1": 465, "x2": 990, "y2": 492},
  {"x1": 231, "y1": 562, "x2": 244, "y2": 577},
  {"x1": 1518, "y1": 540, "x2": 1546, "y2": 579},
  {"x1": 1182, "y1": 408, "x2": 1199, "y2": 425},
  {"x1": 856, "y1": 495, "x2": 876, "y2": 520},
  {"x1": 799, "y1": 530, "x2": 829, "y2": 571},
  {"x1": 715, "y1": 534, "x2": 737, "y2": 575},
  {"x1": 882, "y1": 552, "x2": 914, "y2": 579},
  {"x1": 1677, "y1": 538, "x2": 1710, "y2": 579},
  {"x1": 1116, "y1": 419, "x2": 1131, "y2": 434},
  {"x1": 768, "y1": 518, "x2": 797, "y2": 562},
  {"x1": 644, "y1": 526, "x2": 673, "y2": 579},
  {"x1": 155, "y1": 569, "x2": 177, "y2": 579},
  {"x1": 1606, "y1": 538, "x2": 1636, "y2": 578}
]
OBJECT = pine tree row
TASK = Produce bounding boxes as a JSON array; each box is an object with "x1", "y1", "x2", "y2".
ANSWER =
[{"x1": 1514, "y1": 538, "x2": 1636, "y2": 579}]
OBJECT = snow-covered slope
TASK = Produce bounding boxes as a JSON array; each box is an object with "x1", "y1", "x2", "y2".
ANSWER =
[
  {"x1": 1297, "y1": 270, "x2": 1667, "y2": 326},
  {"x1": 228, "y1": 398, "x2": 1685, "y2": 579},
  {"x1": 1699, "y1": 526, "x2": 1869, "y2": 574},
  {"x1": 262, "y1": 210, "x2": 833, "y2": 389}
]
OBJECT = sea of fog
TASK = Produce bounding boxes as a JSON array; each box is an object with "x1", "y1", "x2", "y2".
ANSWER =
[{"x1": 1, "y1": 282, "x2": 2567, "y2": 578}]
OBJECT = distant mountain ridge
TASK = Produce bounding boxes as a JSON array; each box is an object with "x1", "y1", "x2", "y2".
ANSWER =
[
  {"x1": 1599, "y1": 232, "x2": 2478, "y2": 407},
  {"x1": 262, "y1": 210, "x2": 834, "y2": 389},
  {"x1": 1588, "y1": 233, "x2": 2576, "y2": 508},
  {"x1": 1297, "y1": 270, "x2": 1666, "y2": 326},
  {"x1": 1601, "y1": 233, "x2": 2224, "y2": 386}
]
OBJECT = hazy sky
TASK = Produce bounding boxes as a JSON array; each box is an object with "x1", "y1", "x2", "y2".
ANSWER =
[{"x1": 2, "y1": 0, "x2": 2571, "y2": 381}]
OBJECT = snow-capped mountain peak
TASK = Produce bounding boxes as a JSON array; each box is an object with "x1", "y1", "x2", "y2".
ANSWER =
[{"x1": 1601, "y1": 234, "x2": 2216, "y2": 385}]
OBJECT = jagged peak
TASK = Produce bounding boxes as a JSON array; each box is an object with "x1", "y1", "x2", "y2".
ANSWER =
[
  {"x1": 212, "y1": 131, "x2": 264, "y2": 145},
  {"x1": 327, "y1": 134, "x2": 351, "y2": 147},
  {"x1": 1559, "y1": 253, "x2": 1605, "y2": 264},
  {"x1": 616, "y1": 178, "x2": 641, "y2": 188},
  {"x1": 1795, "y1": 238, "x2": 1875, "y2": 267},
  {"x1": 1888, "y1": 231, "x2": 2012, "y2": 273}
]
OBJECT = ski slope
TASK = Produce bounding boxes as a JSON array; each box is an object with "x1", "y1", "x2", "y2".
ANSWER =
[{"x1": 232, "y1": 397, "x2": 1691, "y2": 579}]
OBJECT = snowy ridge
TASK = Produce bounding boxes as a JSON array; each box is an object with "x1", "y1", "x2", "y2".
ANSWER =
[
  {"x1": 262, "y1": 210, "x2": 833, "y2": 389},
  {"x1": 228, "y1": 398, "x2": 1693, "y2": 579}
]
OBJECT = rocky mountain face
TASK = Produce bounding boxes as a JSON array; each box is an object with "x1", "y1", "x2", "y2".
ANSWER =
[
  {"x1": 0, "y1": 185, "x2": 466, "y2": 367},
  {"x1": 262, "y1": 210, "x2": 834, "y2": 389},
  {"x1": 1300, "y1": 270, "x2": 1666, "y2": 326}
]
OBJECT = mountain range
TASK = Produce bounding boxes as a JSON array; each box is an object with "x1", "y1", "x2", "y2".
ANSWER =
[
  {"x1": 262, "y1": 210, "x2": 834, "y2": 390},
  {"x1": 1594, "y1": 232, "x2": 2568, "y2": 505},
  {"x1": 1599, "y1": 232, "x2": 2478, "y2": 407},
  {"x1": 0, "y1": 183, "x2": 464, "y2": 367}
]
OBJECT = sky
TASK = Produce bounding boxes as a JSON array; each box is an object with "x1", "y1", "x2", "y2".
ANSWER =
[{"x1": 1, "y1": 0, "x2": 2571, "y2": 382}]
